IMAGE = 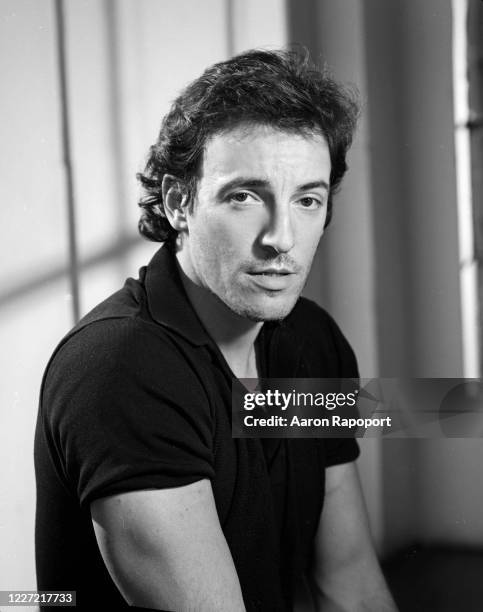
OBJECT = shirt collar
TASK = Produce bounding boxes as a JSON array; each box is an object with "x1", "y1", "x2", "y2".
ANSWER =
[{"x1": 144, "y1": 245, "x2": 212, "y2": 347}]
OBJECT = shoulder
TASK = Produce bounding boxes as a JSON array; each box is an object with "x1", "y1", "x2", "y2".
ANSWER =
[
  {"x1": 46, "y1": 269, "x2": 182, "y2": 372},
  {"x1": 51, "y1": 316, "x2": 175, "y2": 370},
  {"x1": 42, "y1": 302, "x2": 206, "y2": 411},
  {"x1": 286, "y1": 296, "x2": 337, "y2": 330},
  {"x1": 285, "y1": 296, "x2": 349, "y2": 347},
  {"x1": 284, "y1": 297, "x2": 359, "y2": 378},
  {"x1": 40, "y1": 305, "x2": 214, "y2": 462}
]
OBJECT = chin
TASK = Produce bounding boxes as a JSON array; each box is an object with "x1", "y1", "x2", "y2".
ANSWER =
[{"x1": 231, "y1": 296, "x2": 298, "y2": 322}]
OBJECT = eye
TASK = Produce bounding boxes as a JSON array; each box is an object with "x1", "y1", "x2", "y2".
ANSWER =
[
  {"x1": 229, "y1": 191, "x2": 257, "y2": 204},
  {"x1": 297, "y1": 196, "x2": 323, "y2": 210},
  {"x1": 232, "y1": 192, "x2": 249, "y2": 202}
]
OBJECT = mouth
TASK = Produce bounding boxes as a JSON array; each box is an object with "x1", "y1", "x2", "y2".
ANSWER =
[
  {"x1": 248, "y1": 268, "x2": 295, "y2": 276},
  {"x1": 246, "y1": 268, "x2": 296, "y2": 291}
]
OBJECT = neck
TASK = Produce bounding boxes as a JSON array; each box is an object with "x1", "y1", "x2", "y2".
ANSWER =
[{"x1": 175, "y1": 256, "x2": 262, "y2": 379}]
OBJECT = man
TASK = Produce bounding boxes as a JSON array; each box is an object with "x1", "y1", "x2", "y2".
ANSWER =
[{"x1": 35, "y1": 49, "x2": 397, "y2": 611}]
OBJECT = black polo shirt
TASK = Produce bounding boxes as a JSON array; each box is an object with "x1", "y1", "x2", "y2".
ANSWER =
[{"x1": 34, "y1": 245, "x2": 359, "y2": 611}]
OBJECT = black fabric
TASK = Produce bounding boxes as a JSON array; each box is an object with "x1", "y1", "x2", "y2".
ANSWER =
[{"x1": 34, "y1": 245, "x2": 360, "y2": 611}]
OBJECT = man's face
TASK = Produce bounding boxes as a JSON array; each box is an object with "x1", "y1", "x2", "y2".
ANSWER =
[{"x1": 179, "y1": 124, "x2": 331, "y2": 321}]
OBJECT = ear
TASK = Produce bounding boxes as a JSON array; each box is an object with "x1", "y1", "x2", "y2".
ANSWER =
[{"x1": 162, "y1": 174, "x2": 191, "y2": 232}]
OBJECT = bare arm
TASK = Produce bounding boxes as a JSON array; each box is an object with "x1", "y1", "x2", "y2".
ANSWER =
[
  {"x1": 90, "y1": 478, "x2": 246, "y2": 611},
  {"x1": 309, "y1": 462, "x2": 398, "y2": 612}
]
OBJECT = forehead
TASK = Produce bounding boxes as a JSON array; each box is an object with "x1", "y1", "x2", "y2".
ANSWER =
[{"x1": 199, "y1": 124, "x2": 331, "y2": 185}]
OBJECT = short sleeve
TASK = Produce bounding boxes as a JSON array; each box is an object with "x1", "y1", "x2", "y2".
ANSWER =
[{"x1": 40, "y1": 317, "x2": 215, "y2": 510}]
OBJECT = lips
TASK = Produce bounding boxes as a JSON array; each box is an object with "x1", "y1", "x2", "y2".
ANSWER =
[
  {"x1": 246, "y1": 269, "x2": 295, "y2": 290},
  {"x1": 251, "y1": 272, "x2": 291, "y2": 276},
  {"x1": 248, "y1": 268, "x2": 294, "y2": 276}
]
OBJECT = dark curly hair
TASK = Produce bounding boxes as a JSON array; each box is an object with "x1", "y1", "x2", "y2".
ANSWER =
[{"x1": 137, "y1": 48, "x2": 360, "y2": 244}]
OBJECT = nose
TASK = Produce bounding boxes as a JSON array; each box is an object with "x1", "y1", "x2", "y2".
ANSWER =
[{"x1": 259, "y1": 205, "x2": 295, "y2": 254}]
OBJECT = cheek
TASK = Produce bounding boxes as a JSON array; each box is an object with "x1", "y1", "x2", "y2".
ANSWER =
[
  {"x1": 309, "y1": 229, "x2": 323, "y2": 254},
  {"x1": 296, "y1": 224, "x2": 324, "y2": 260},
  {"x1": 193, "y1": 212, "x2": 255, "y2": 259},
  {"x1": 188, "y1": 221, "x2": 237, "y2": 278}
]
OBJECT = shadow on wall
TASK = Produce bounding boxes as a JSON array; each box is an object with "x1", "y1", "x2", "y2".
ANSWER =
[{"x1": 0, "y1": 234, "x2": 140, "y2": 312}]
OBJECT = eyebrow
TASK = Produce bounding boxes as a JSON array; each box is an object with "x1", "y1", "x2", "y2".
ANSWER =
[
  {"x1": 217, "y1": 177, "x2": 330, "y2": 198},
  {"x1": 296, "y1": 180, "x2": 330, "y2": 193}
]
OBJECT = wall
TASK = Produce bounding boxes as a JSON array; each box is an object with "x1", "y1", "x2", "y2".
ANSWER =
[
  {"x1": 370, "y1": 0, "x2": 483, "y2": 551},
  {"x1": 0, "y1": 1, "x2": 70, "y2": 592},
  {"x1": 394, "y1": 0, "x2": 483, "y2": 548}
]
